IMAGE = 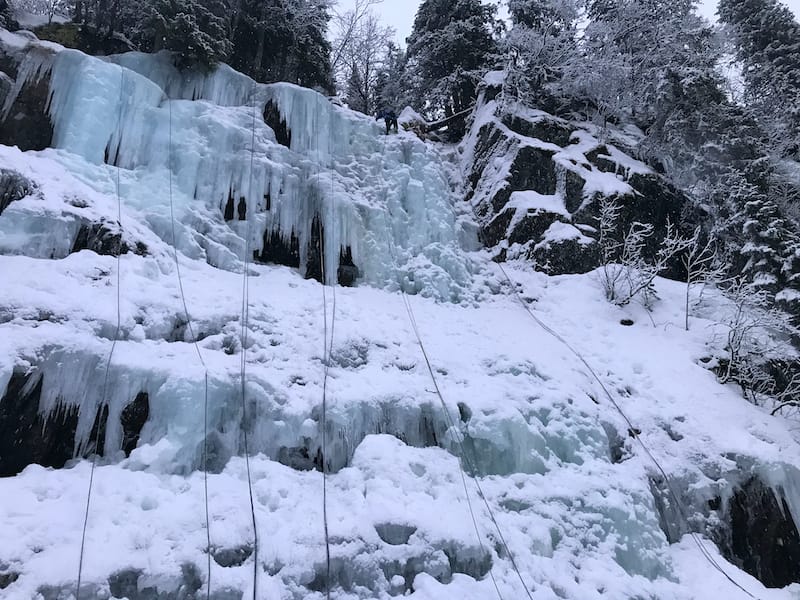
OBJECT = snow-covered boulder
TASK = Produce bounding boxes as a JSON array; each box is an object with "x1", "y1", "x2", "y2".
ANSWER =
[
  {"x1": 531, "y1": 221, "x2": 598, "y2": 274},
  {"x1": 0, "y1": 167, "x2": 34, "y2": 214}
]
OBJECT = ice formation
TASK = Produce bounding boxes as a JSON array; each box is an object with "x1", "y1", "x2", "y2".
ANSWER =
[
  {"x1": 3, "y1": 43, "x2": 475, "y2": 296},
  {"x1": 1, "y1": 31, "x2": 800, "y2": 600}
]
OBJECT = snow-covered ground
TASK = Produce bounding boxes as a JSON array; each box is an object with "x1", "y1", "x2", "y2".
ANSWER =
[{"x1": 1, "y1": 32, "x2": 800, "y2": 600}]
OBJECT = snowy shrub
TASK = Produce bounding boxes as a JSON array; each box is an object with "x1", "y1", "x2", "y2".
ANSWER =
[
  {"x1": 597, "y1": 198, "x2": 691, "y2": 309},
  {"x1": 681, "y1": 227, "x2": 728, "y2": 331},
  {"x1": 715, "y1": 278, "x2": 799, "y2": 406}
]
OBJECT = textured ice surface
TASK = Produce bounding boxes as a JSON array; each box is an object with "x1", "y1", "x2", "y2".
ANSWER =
[{"x1": 3, "y1": 43, "x2": 475, "y2": 297}]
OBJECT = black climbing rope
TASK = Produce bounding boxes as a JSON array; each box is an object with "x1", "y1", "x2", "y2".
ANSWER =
[
  {"x1": 460, "y1": 156, "x2": 761, "y2": 599},
  {"x1": 75, "y1": 64, "x2": 126, "y2": 600},
  {"x1": 317, "y1": 99, "x2": 337, "y2": 600},
  {"x1": 240, "y1": 76, "x2": 260, "y2": 600},
  {"x1": 166, "y1": 95, "x2": 213, "y2": 600},
  {"x1": 376, "y1": 134, "x2": 530, "y2": 600}
]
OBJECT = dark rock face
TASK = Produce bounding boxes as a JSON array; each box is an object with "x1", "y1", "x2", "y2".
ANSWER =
[
  {"x1": 71, "y1": 221, "x2": 148, "y2": 257},
  {"x1": 224, "y1": 193, "x2": 235, "y2": 221},
  {"x1": 0, "y1": 371, "x2": 80, "y2": 477},
  {"x1": 305, "y1": 214, "x2": 324, "y2": 283},
  {"x1": 564, "y1": 169, "x2": 584, "y2": 213},
  {"x1": 120, "y1": 392, "x2": 149, "y2": 456},
  {"x1": 106, "y1": 563, "x2": 204, "y2": 600},
  {"x1": 108, "y1": 568, "x2": 142, "y2": 599},
  {"x1": 256, "y1": 228, "x2": 301, "y2": 269},
  {"x1": 506, "y1": 146, "x2": 557, "y2": 198},
  {"x1": 532, "y1": 235, "x2": 599, "y2": 276},
  {"x1": 0, "y1": 0, "x2": 14, "y2": 30},
  {"x1": 212, "y1": 545, "x2": 253, "y2": 568},
  {"x1": 501, "y1": 113, "x2": 573, "y2": 147},
  {"x1": 0, "y1": 570, "x2": 19, "y2": 590},
  {"x1": 720, "y1": 477, "x2": 800, "y2": 588},
  {"x1": 0, "y1": 71, "x2": 12, "y2": 112},
  {"x1": 0, "y1": 168, "x2": 35, "y2": 215},
  {"x1": 465, "y1": 97, "x2": 689, "y2": 277},
  {"x1": 0, "y1": 49, "x2": 54, "y2": 152},
  {"x1": 337, "y1": 246, "x2": 359, "y2": 287},
  {"x1": 256, "y1": 218, "x2": 360, "y2": 287},
  {"x1": 573, "y1": 176, "x2": 686, "y2": 268},
  {"x1": 0, "y1": 369, "x2": 151, "y2": 476},
  {"x1": 263, "y1": 99, "x2": 291, "y2": 148},
  {"x1": 375, "y1": 523, "x2": 417, "y2": 546}
]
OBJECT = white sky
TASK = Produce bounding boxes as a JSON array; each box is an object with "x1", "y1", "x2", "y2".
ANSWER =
[{"x1": 335, "y1": 0, "x2": 800, "y2": 46}]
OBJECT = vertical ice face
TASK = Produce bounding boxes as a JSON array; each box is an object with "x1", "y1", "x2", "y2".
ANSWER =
[{"x1": 6, "y1": 45, "x2": 475, "y2": 300}]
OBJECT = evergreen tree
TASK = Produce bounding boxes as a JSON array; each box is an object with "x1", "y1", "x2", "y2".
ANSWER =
[
  {"x1": 405, "y1": 0, "x2": 497, "y2": 121},
  {"x1": 228, "y1": 0, "x2": 332, "y2": 90},
  {"x1": 288, "y1": 0, "x2": 334, "y2": 91},
  {"x1": 345, "y1": 61, "x2": 367, "y2": 112},
  {"x1": 73, "y1": 0, "x2": 134, "y2": 37},
  {"x1": 374, "y1": 42, "x2": 408, "y2": 111},
  {"x1": 719, "y1": 0, "x2": 800, "y2": 157},
  {"x1": 502, "y1": 0, "x2": 578, "y2": 110},
  {"x1": 1, "y1": 0, "x2": 14, "y2": 28},
  {"x1": 741, "y1": 192, "x2": 796, "y2": 293},
  {"x1": 136, "y1": 0, "x2": 231, "y2": 69}
]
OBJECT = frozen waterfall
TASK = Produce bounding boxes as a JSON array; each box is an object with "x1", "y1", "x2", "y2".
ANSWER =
[{"x1": 2, "y1": 44, "x2": 476, "y2": 298}]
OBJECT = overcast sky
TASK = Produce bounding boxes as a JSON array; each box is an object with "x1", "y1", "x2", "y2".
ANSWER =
[{"x1": 335, "y1": 0, "x2": 800, "y2": 45}]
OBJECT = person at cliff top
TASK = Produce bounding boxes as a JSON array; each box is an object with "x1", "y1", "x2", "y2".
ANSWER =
[{"x1": 376, "y1": 108, "x2": 399, "y2": 135}]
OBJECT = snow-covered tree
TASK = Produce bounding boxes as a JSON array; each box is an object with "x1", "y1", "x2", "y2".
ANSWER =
[
  {"x1": 405, "y1": 0, "x2": 497, "y2": 121},
  {"x1": 715, "y1": 277, "x2": 797, "y2": 404},
  {"x1": 373, "y1": 42, "x2": 408, "y2": 112},
  {"x1": 741, "y1": 191, "x2": 799, "y2": 294},
  {"x1": 227, "y1": 0, "x2": 333, "y2": 89},
  {"x1": 719, "y1": 0, "x2": 800, "y2": 158},
  {"x1": 332, "y1": 5, "x2": 394, "y2": 115},
  {"x1": 135, "y1": 0, "x2": 231, "y2": 69},
  {"x1": 1, "y1": 0, "x2": 14, "y2": 28},
  {"x1": 9, "y1": 0, "x2": 69, "y2": 24},
  {"x1": 565, "y1": 0, "x2": 717, "y2": 132},
  {"x1": 501, "y1": 0, "x2": 579, "y2": 111}
]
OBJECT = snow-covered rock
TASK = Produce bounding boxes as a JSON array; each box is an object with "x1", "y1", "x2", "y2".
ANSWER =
[{"x1": 462, "y1": 78, "x2": 687, "y2": 275}]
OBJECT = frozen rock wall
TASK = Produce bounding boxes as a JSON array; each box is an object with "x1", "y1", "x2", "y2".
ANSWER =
[{"x1": 462, "y1": 72, "x2": 688, "y2": 275}]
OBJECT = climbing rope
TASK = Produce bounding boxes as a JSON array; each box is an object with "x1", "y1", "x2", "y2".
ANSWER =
[
  {"x1": 376, "y1": 133, "x2": 529, "y2": 600},
  {"x1": 319, "y1": 207, "x2": 335, "y2": 600},
  {"x1": 240, "y1": 77, "x2": 260, "y2": 600},
  {"x1": 312, "y1": 98, "x2": 338, "y2": 600},
  {"x1": 461, "y1": 160, "x2": 760, "y2": 599},
  {"x1": 399, "y1": 292, "x2": 533, "y2": 600},
  {"x1": 75, "y1": 64, "x2": 126, "y2": 600},
  {"x1": 166, "y1": 95, "x2": 213, "y2": 600},
  {"x1": 490, "y1": 258, "x2": 760, "y2": 599}
]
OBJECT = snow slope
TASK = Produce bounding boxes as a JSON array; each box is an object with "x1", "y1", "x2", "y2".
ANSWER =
[{"x1": 1, "y1": 32, "x2": 800, "y2": 600}]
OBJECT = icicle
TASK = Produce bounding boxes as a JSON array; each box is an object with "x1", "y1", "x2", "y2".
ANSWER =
[
  {"x1": 8, "y1": 43, "x2": 475, "y2": 300},
  {"x1": 1, "y1": 44, "x2": 56, "y2": 120}
]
